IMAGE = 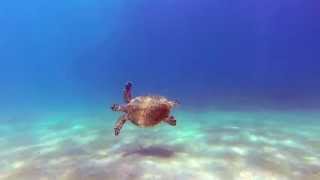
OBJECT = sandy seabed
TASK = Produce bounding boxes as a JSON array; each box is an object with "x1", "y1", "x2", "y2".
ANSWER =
[{"x1": 0, "y1": 109, "x2": 320, "y2": 180}]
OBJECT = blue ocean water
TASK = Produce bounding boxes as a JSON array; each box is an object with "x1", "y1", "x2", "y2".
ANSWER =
[{"x1": 0, "y1": 1, "x2": 319, "y2": 179}]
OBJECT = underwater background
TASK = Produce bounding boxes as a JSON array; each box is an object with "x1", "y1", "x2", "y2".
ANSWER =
[{"x1": 0, "y1": 0, "x2": 320, "y2": 179}]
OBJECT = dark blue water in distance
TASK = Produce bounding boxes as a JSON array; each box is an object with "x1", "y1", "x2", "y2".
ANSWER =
[
  {"x1": 0, "y1": 1, "x2": 320, "y2": 179},
  {"x1": 1, "y1": 0, "x2": 319, "y2": 113}
]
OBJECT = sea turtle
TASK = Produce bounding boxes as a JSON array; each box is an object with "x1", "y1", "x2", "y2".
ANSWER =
[{"x1": 111, "y1": 82, "x2": 179, "y2": 136}]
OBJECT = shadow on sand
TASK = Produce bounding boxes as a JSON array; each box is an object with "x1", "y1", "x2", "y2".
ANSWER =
[{"x1": 122, "y1": 145, "x2": 176, "y2": 158}]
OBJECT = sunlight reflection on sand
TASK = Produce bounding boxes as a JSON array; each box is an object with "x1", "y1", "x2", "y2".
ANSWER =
[{"x1": 0, "y1": 110, "x2": 320, "y2": 180}]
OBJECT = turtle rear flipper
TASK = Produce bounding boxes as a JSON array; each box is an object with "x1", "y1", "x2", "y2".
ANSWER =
[
  {"x1": 123, "y1": 81, "x2": 133, "y2": 103},
  {"x1": 164, "y1": 116, "x2": 176, "y2": 126}
]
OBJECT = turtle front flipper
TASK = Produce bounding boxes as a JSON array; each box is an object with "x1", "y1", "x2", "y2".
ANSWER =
[
  {"x1": 123, "y1": 81, "x2": 133, "y2": 103},
  {"x1": 114, "y1": 114, "x2": 128, "y2": 136}
]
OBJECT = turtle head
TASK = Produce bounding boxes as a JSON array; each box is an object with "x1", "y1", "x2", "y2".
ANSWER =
[
  {"x1": 111, "y1": 104, "x2": 127, "y2": 112},
  {"x1": 111, "y1": 104, "x2": 120, "y2": 111}
]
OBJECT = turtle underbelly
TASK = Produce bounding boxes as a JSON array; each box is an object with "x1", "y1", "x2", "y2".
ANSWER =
[
  {"x1": 130, "y1": 117, "x2": 161, "y2": 127},
  {"x1": 129, "y1": 107, "x2": 169, "y2": 127}
]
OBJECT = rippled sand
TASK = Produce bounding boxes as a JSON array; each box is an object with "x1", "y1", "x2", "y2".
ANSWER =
[{"x1": 0, "y1": 110, "x2": 320, "y2": 180}]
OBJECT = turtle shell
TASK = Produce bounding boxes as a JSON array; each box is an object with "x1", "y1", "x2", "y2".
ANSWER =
[{"x1": 127, "y1": 96, "x2": 172, "y2": 127}]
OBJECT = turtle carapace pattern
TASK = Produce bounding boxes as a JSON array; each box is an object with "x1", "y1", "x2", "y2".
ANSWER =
[{"x1": 111, "y1": 82, "x2": 179, "y2": 136}]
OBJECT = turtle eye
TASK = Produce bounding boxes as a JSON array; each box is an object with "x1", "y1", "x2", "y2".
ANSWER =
[{"x1": 111, "y1": 104, "x2": 119, "y2": 111}]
